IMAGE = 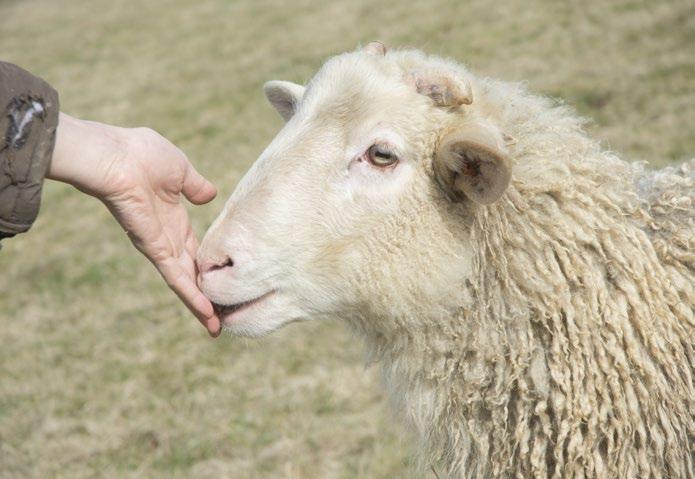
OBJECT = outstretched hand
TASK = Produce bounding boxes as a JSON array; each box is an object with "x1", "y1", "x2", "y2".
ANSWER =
[{"x1": 49, "y1": 113, "x2": 221, "y2": 336}]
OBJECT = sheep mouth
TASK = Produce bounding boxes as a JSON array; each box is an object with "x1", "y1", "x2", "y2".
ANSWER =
[{"x1": 212, "y1": 291, "x2": 275, "y2": 319}]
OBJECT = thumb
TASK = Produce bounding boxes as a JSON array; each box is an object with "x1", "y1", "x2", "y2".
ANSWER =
[{"x1": 183, "y1": 163, "x2": 217, "y2": 205}]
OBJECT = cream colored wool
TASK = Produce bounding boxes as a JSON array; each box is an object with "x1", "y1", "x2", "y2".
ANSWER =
[{"x1": 200, "y1": 47, "x2": 695, "y2": 478}]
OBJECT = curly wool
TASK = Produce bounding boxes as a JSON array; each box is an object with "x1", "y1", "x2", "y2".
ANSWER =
[
  {"x1": 352, "y1": 56, "x2": 694, "y2": 478},
  {"x1": 451, "y1": 162, "x2": 695, "y2": 478}
]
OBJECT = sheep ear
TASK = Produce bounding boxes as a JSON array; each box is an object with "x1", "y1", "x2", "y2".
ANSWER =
[
  {"x1": 434, "y1": 124, "x2": 512, "y2": 204},
  {"x1": 263, "y1": 80, "x2": 305, "y2": 122}
]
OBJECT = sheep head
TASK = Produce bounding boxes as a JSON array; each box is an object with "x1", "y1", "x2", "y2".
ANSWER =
[{"x1": 197, "y1": 45, "x2": 513, "y2": 337}]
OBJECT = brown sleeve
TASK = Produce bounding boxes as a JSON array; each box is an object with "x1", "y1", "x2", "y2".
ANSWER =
[{"x1": 0, "y1": 61, "x2": 60, "y2": 241}]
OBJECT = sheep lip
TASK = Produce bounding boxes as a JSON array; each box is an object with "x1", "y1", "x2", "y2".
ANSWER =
[{"x1": 212, "y1": 290, "x2": 275, "y2": 321}]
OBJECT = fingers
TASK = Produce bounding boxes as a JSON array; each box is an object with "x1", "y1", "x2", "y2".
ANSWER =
[
  {"x1": 180, "y1": 231, "x2": 222, "y2": 335},
  {"x1": 184, "y1": 228, "x2": 199, "y2": 266},
  {"x1": 182, "y1": 163, "x2": 217, "y2": 205},
  {"x1": 160, "y1": 261, "x2": 221, "y2": 337}
]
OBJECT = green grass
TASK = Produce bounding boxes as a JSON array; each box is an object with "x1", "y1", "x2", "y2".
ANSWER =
[{"x1": 0, "y1": 0, "x2": 693, "y2": 477}]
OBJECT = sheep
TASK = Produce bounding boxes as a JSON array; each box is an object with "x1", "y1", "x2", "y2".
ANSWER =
[{"x1": 197, "y1": 43, "x2": 695, "y2": 478}]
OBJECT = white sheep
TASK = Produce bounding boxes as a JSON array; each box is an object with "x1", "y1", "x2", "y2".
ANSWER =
[{"x1": 197, "y1": 43, "x2": 695, "y2": 478}]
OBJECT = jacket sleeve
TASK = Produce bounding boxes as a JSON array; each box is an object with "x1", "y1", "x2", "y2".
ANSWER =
[{"x1": 0, "y1": 61, "x2": 59, "y2": 241}]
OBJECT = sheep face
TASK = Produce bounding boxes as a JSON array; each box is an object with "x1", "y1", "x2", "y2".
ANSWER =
[{"x1": 198, "y1": 46, "x2": 512, "y2": 337}]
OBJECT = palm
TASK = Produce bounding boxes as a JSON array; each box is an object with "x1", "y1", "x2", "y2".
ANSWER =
[{"x1": 101, "y1": 128, "x2": 220, "y2": 335}]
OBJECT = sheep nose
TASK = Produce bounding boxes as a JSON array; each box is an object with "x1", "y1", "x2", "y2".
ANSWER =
[{"x1": 197, "y1": 256, "x2": 234, "y2": 276}]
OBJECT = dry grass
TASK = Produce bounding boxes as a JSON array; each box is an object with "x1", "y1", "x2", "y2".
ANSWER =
[{"x1": 0, "y1": 0, "x2": 693, "y2": 477}]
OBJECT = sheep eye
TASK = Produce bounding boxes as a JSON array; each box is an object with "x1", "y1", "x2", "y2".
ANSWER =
[{"x1": 367, "y1": 144, "x2": 398, "y2": 167}]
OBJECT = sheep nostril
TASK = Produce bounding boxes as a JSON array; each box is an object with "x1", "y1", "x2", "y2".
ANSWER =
[{"x1": 200, "y1": 257, "x2": 234, "y2": 274}]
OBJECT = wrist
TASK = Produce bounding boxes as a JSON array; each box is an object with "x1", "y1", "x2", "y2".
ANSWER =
[{"x1": 48, "y1": 113, "x2": 128, "y2": 197}]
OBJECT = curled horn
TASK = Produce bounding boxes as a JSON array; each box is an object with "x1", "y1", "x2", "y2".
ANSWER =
[
  {"x1": 412, "y1": 69, "x2": 473, "y2": 108},
  {"x1": 363, "y1": 41, "x2": 387, "y2": 56}
]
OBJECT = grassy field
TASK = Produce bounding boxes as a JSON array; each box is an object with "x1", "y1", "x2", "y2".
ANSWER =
[{"x1": 1, "y1": 0, "x2": 693, "y2": 477}]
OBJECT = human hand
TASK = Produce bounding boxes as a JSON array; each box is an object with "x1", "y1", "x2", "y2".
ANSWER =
[{"x1": 48, "y1": 113, "x2": 221, "y2": 336}]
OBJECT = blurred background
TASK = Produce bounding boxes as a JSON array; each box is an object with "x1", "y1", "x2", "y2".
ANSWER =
[{"x1": 0, "y1": 0, "x2": 693, "y2": 477}]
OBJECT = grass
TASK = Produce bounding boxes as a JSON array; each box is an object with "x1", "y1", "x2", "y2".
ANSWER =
[{"x1": 0, "y1": 0, "x2": 693, "y2": 477}]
